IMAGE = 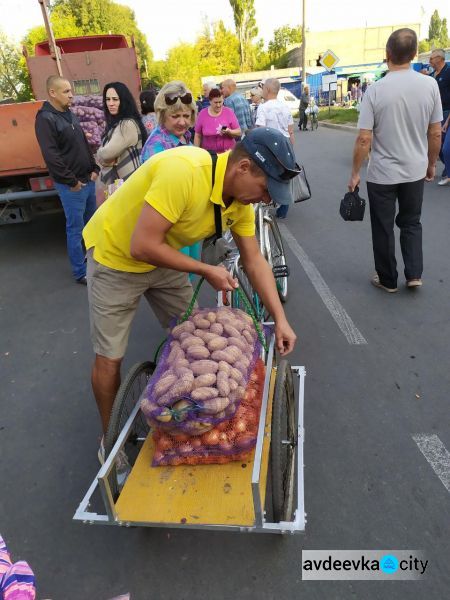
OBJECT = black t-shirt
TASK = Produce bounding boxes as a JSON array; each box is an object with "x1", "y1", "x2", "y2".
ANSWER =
[{"x1": 431, "y1": 63, "x2": 450, "y2": 112}]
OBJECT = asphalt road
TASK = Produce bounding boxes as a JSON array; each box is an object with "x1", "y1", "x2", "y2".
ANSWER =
[{"x1": 1, "y1": 126, "x2": 449, "y2": 599}]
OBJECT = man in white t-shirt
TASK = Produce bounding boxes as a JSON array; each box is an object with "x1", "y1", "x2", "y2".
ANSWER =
[
  {"x1": 348, "y1": 28, "x2": 442, "y2": 292},
  {"x1": 256, "y1": 78, "x2": 295, "y2": 218}
]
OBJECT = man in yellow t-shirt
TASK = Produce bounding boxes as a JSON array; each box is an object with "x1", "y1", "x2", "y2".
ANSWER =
[{"x1": 83, "y1": 127, "x2": 299, "y2": 444}]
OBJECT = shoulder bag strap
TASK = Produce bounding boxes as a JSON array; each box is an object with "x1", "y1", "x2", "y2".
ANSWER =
[{"x1": 210, "y1": 153, "x2": 222, "y2": 239}]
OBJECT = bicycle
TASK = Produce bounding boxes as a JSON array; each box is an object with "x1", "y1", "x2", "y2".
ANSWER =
[{"x1": 305, "y1": 99, "x2": 319, "y2": 131}]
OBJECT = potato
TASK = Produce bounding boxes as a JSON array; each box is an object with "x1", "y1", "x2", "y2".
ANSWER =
[
  {"x1": 207, "y1": 336, "x2": 228, "y2": 352},
  {"x1": 211, "y1": 345, "x2": 241, "y2": 364},
  {"x1": 172, "y1": 320, "x2": 195, "y2": 339},
  {"x1": 186, "y1": 345, "x2": 210, "y2": 360},
  {"x1": 210, "y1": 322, "x2": 224, "y2": 336},
  {"x1": 229, "y1": 367, "x2": 243, "y2": 383},
  {"x1": 223, "y1": 323, "x2": 241, "y2": 339},
  {"x1": 218, "y1": 360, "x2": 231, "y2": 375},
  {"x1": 229, "y1": 379, "x2": 238, "y2": 391},
  {"x1": 180, "y1": 335, "x2": 205, "y2": 350},
  {"x1": 192, "y1": 314, "x2": 210, "y2": 329},
  {"x1": 191, "y1": 386, "x2": 219, "y2": 401},
  {"x1": 242, "y1": 329, "x2": 255, "y2": 345},
  {"x1": 193, "y1": 329, "x2": 217, "y2": 343},
  {"x1": 216, "y1": 371, "x2": 230, "y2": 396},
  {"x1": 190, "y1": 360, "x2": 219, "y2": 375},
  {"x1": 226, "y1": 336, "x2": 248, "y2": 353},
  {"x1": 206, "y1": 311, "x2": 217, "y2": 323},
  {"x1": 193, "y1": 373, "x2": 217, "y2": 389},
  {"x1": 153, "y1": 373, "x2": 177, "y2": 398},
  {"x1": 199, "y1": 396, "x2": 230, "y2": 415}
]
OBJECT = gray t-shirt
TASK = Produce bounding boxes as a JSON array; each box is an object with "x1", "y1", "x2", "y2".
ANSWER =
[{"x1": 357, "y1": 69, "x2": 442, "y2": 184}]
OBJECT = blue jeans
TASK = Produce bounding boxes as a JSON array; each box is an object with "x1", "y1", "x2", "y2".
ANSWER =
[
  {"x1": 276, "y1": 204, "x2": 289, "y2": 218},
  {"x1": 54, "y1": 181, "x2": 96, "y2": 280}
]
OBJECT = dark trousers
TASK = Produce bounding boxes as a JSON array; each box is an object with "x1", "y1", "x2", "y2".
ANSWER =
[{"x1": 367, "y1": 179, "x2": 424, "y2": 288}]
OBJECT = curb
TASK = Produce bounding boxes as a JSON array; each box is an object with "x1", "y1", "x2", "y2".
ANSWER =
[{"x1": 319, "y1": 121, "x2": 357, "y2": 133}]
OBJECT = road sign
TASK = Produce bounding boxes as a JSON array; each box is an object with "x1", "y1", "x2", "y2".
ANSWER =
[
  {"x1": 320, "y1": 50, "x2": 339, "y2": 72},
  {"x1": 322, "y1": 73, "x2": 338, "y2": 92}
]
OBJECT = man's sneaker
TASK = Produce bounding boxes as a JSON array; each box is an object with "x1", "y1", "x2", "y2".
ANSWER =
[
  {"x1": 437, "y1": 177, "x2": 449, "y2": 186},
  {"x1": 76, "y1": 276, "x2": 87, "y2": 285},
  {"x1": 371, "y1": 274, "x2": 398, "y2": 293},
  {"x1": 406, "y1": 278, "x2": 422, "y2": 289}
]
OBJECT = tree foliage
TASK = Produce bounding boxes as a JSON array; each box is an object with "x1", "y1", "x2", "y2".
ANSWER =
[
  {"x1": 229, "y1": 0, "x2": 258, "y2": 71},
  {"x1": 23, "y1": 0, "x2": 152, "y2": 73},
  {"x1": 426, "y1": 9, "x2": 449, "y2": 49},
  {"x1": 0, "y1": 30, "x2": 33, "y2": 101},
  {"x1": 268, "y1": 25, "x2": 302, "y2": 63}
]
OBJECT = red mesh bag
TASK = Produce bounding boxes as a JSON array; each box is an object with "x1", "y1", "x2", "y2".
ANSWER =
[{"x1": 151, "y1": 357, "x2": 265, "y2": 466}]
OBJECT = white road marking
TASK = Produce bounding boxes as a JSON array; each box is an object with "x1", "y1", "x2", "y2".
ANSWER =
[
  {"x1": 278, "y1": 224, "x2": 367, "y2": 345},
  {"x1": 413, "y1": 434, "x2": 450, "y2": 493}
]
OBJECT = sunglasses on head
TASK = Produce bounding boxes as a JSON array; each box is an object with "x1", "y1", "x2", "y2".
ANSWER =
[{"x1": 164, "y1": 92, "x2": 193, "y2": 106}]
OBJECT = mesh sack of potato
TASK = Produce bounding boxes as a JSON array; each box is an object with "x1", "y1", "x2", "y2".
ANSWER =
[
  {"x1": 151, "y1": 357, "x2": 265, "y2": 466},
  {"x1": 141, "y1": 306, "x2": 263, "y2": 439}
]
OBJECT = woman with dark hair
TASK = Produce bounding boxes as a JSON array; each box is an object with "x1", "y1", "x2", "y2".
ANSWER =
[
  {"x1": 194, "y1": 87, "x2": 241, "y2": 154},
  {"x1": 96, "y1": 81, "x2": 147, "y2": 202},
  {"x1": 140, "y1": 88, "x2": 157, "y2": 133}
]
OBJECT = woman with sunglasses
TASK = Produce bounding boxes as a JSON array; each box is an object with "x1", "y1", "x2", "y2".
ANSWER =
[
  {"x1": 140, "y1": 81, "x2": 200, "y2": 263},
  {"x1": 194, "y1": 88, "x2": 241, "y2": 154},
  {"x1": 96, "y1": 81, "x2": 148, "y2": 204},
  {"x1": 140, "y1": 81, "x2": 197, "y2": 162}
]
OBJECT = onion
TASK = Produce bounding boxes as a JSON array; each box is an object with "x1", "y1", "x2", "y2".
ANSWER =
[
  {"x1": 157, "y1": 435, "x2": 173, "y2": 451},
  {"x1": 202, "y1": 429, "x2": 220, "y2": 446},
  {"x1": 234, "y1": 419, "x2": 247, "y2": 433}
]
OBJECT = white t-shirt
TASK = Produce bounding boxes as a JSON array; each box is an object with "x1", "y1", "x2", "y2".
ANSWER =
[
  {"x1": 255, "y1": 99, "x2": 293, "y2": 137},
  {"x1": 357, "y1": 69, "x2": 442, "y2": 184}
]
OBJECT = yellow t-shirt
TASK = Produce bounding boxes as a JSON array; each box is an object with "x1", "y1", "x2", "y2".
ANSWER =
[{"x1": 83, "y1": 146, "x2": 255, "y2": 273}]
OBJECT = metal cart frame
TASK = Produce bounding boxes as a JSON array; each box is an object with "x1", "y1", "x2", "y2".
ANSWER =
[{"x1": 74, "y1": 332, "x2": 306, "y2": 534}]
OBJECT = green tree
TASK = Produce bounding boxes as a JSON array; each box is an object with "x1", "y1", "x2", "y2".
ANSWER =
[
  {"x1": 23, "y1": 0, "x2": 152, "y2": 75},
  {"x1": 268, "y1": 25, "x2": 302, "y2": 63},
  {"x1": 229, "y1": 0, "x2": 258, "y2": 71},
  {"x1": 0, "y1": 30, "x2": 33, "y2": 101},
  {"x1": 195, "y1": 21, "x2": 240, "y2": 75},
  {"x1": 428, "y1": 9, "x2": 442, "y2": 42},
  {"x1": 426, "y1": 9, "x2": 449, "y2": 48}
]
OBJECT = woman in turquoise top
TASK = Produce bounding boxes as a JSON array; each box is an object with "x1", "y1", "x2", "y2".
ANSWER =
[{"x1": 140, "y1": 81, "x2": 201, "y2": 266}]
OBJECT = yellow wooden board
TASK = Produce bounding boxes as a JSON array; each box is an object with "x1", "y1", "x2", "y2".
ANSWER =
[{"x1": 115, "y1": 369, "x2": 276, "y2": 527}]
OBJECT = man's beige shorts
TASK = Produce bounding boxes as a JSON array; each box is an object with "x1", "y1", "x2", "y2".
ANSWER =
[{"x1": 87, "y1": 251, "x2": 193, "y2": 359}]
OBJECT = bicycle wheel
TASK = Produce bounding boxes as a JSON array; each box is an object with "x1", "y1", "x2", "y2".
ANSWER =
[
  {"x1": 263, "y1": 218, "x2": 288, "y2": 302},
  {"x1": 312, "y1": 113, "x2": 319, "y2": 130},
  {"x1": 104, "y1": 361, "x2": 155, "y2": 498},
  {"x1": 271, "y1": 360, "x2": 296, "y2": 523}
]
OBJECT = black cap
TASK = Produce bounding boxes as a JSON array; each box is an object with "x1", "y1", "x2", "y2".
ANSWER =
[{"x1": 241, "y1": 127, "x2": 300, "y2": 204}]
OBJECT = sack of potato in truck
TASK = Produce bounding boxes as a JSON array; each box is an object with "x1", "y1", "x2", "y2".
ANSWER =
[
  {"x1": 151, "y1": 356, "x2": 265, "y2": 466},
  {"x1": 140, "y1": 306, "x2": 264, "y2": 441}
]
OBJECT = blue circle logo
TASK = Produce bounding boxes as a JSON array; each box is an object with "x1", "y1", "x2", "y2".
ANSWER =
[{"x1": 380, "y1": 554, "x2": 399, "y2": 574}]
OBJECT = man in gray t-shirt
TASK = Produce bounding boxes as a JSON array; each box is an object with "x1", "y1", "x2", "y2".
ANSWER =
[{"x1": 348, "y1": 28, "x2": 442, "y2": 292}]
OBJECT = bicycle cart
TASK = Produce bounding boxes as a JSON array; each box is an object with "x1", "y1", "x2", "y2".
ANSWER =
[{"x1": 74, "y1": 325, "x2": 306, "y2": 534}]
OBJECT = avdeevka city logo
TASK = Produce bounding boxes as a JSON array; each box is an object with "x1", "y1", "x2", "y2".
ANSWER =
[{"x1": 380, "y1": 555, "x2": 399, "y2": 574}]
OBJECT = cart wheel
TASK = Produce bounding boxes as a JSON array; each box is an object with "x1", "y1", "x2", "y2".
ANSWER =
[
  {"x1": 271, "y1": 359, "x2": 296, "y2": 522},
  {"x1": 104, "y1": 361, "x2": 155, "y2": 497}
]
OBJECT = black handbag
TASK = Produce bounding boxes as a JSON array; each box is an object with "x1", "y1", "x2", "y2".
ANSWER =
[
  {"x1": 291, "y1": 165, "x2": 312, "y2": 203},
  {"x1": 340, "y1": 186, "x2": 366, "y2": 221}
]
